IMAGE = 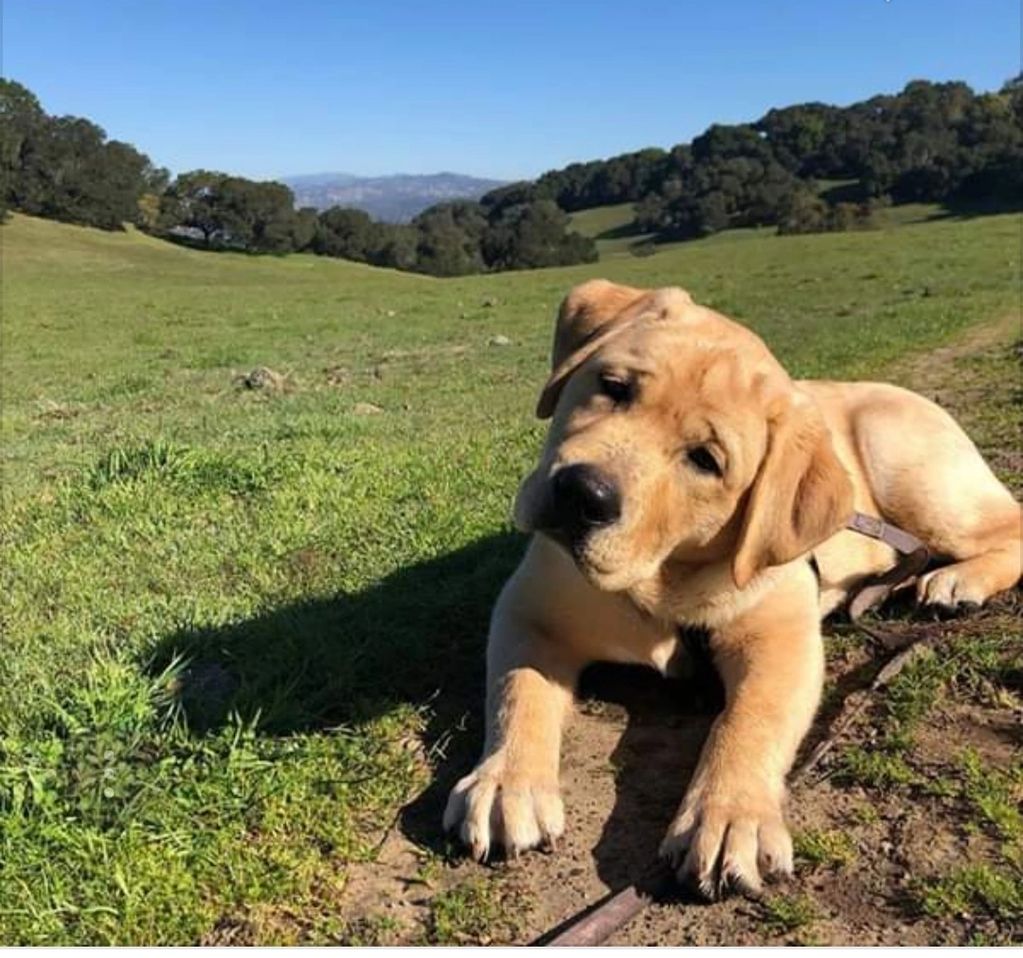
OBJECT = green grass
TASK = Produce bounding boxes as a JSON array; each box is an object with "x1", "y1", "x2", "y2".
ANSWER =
[
  {"x1": 918, "y1": 865, "x2": 1023, "y2": 926},
  {"x1": 833, "y1": 624, "x2": 1022, "y2": 940},
  {"x1": 1, "y1": 210, "x2": 1020, "y2": 943},
  {"x1": 424, "y1": 877, "x2": 524, "y2": 945},
  {"x1": 838, "y1": 629, "x2": 1021, "y2": 791},
  {"x1": 568, "y1": 202, "x2": 651, "y2": 258},
  {"x1": 567, "y1": 194, "x2": 949, "y2": 260},
  {"x1": 943, "y1": 338, "x2": 1023, "y2": 497},
  {"x1": 761, "y1": 893, "x2": 820, "y2": 934},
  {"x1": 958, "y1": 751, "x2": 1023, "y2": 846},
  {"x1": 794, "y1": 828, "x2": 857, "y2": 869}
]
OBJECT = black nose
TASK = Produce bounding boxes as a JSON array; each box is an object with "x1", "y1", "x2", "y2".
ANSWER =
[{"x1": 551, "y1": 464, "x2": 621, "y2": 531}]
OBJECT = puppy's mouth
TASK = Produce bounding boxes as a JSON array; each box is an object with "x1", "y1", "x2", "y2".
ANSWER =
[
  {"x1": 544, "y1": 531, "x2": 619, "y2": 585},
  {"x1": 537, "y1": 524, "x2": 603, "y2": 568},
  {"x1": 533, "y1": 510, "x2": 620, "y2": 586}
]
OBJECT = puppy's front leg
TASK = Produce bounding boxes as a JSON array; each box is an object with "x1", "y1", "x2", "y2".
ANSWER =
[
  {"x1": 661, "y1": 567, "x2": 824, "y2": 898},
  {"x1": 443, "y1": 602, "x2": 583, "y2": 861}
]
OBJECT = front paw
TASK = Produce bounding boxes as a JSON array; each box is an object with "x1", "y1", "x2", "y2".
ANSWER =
[
  {"x1": 442, "y1": 753, "x2": 564, "y2": 862},
  {"x1": 659, "y1": 784, "x2": 793, "y2": 900}
]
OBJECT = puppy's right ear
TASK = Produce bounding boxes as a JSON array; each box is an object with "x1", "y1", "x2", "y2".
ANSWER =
[
  {"x1": 537, "y1": 280, "x2": 682, "y2": 418},
  {"x1": 732, "y1": 394, "x2": 854, "y2": 590}
]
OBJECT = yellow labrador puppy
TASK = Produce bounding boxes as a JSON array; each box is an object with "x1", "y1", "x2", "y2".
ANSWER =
[{"x1": 443, "y1": 280, "x2": 1021, "y2": 898}]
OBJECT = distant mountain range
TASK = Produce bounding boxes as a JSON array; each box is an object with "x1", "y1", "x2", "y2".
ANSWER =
[{"x1": 280, "y1": 172, "x2": 508, "y2": 222}]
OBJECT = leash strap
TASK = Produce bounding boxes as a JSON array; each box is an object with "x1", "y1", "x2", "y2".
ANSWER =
[{"x1": 842, "y1": 511, "x2": 931, "y2": 622}]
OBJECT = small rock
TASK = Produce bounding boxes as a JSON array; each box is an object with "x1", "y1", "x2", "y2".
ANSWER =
[
  {"x1": 36, "y1": 399, "x2": 78, "y2": 421},
  {"x1": 323, "y1": 365, "x2": 350, "y2": 386},
  {"x1": 240, "y1": 366, "x2": 284, "y2": 391},
  {"x1": 353, "y1": 402, "x2": 384, "y2": 415},
  {"x1": 386, "y1": 309, "x2": 396, "y2": 317},
  {"x1": 489, "y1": 334, "x2": 512, "y2": 347}
]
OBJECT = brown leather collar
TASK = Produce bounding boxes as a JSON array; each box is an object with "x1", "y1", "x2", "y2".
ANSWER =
[
  {"x1": 842, "y1": 511, "x2": 931, "y2": 620},
  {"x1": 846, "y1": 511, "x2": 928, "y2": 557}
]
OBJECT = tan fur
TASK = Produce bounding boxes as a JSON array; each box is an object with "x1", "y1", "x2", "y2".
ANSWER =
[{"x1": 444, "y1": 280, "x2": 1022, "y2": 897}]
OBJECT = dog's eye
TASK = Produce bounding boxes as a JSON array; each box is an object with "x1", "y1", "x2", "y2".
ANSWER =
[
  {"x1": 598, "y1": 373, "x2": 634, "y2": 405},
  {"x1": 687, "y1": 445, "x2": 722, "y2": 477}
]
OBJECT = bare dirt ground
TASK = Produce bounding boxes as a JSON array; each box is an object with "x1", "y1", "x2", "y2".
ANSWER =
[{"x1": 330, "y1": 318, "x2": 1022, "y2": 946}]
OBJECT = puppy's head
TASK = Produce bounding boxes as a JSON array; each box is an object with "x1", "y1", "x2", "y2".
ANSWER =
[{"x1": 515, "y1": 280, "x2": 853, "y2": 595}]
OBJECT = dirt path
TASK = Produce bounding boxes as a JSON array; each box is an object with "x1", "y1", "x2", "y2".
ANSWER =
[{"x1": 331, "y1": 318, "x2": 1023, "y2": 946}]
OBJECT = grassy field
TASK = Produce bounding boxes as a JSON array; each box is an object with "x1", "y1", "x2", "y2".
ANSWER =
[
  {"x1": 568, "y1": 202, "x2": 652, "y2": 257},
  {"x1": 568, "y1": 196, "x2": 954, "y2": 259},
  {"x1": 1, "y1": 211, "x2": 1020, "y2": 944}
]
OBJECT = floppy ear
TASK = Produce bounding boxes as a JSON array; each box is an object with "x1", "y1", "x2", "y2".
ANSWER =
[
  {"x1": 536, "y1": 280, "x2": 691, "y2": 418},
  {"x1": 536, "y1": 280, "x2": 646, "y2": 418},
  {"x1": 732, "y1": 396, "x2": 854, "y2": 589}
]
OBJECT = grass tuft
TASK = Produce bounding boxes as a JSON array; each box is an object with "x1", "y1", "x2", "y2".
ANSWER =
[
  {"x1": 761, "y1": 893, "x2": 820, "y2": 934},
  {"x1": 917, "y1": 864, "x2": 1023, "y2": 923},
  {"x1": 425, "y1": 878, "x2": 522, "y2": 945},
  {"x1": 794, "y1": 828, "x2": 857, "y2": 869}
]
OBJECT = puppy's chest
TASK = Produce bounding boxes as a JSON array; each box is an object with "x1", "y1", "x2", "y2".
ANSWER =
[
  {"x1": 619, "y1": 565, "x2": 775, "y2": 676},
  {"x1": 626, "y1": 560, "x2": 780, "y2": 631}
]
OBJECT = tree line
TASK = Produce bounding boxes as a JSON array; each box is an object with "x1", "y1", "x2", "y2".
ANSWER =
[
  {"x1": 158, "y1": 170, "x2": 597, "y2": 273},
  {"x1": 0, "y1": 80, "x2": 169, "y2": 231},
  {"x1": 483, "y1": 76, "x2": 1023, "y2": 240},
  {"x1": 2, "y1": 76, "x2": 1020, "y2": 273},
  {"x1": 0, "y1": 79, "x2": 596, "y2": 274}
]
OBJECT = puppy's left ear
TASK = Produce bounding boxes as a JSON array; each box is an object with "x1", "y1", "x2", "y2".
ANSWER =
[
  {"x1": 536, "y1": 280, "x2": 646, "y2": 418},
  {"x1": 536, "y1": 280, "x2": 691, "y2": 418},
  {"x1": 732, "y1": 396, "x2": 854, "y2": 589}
]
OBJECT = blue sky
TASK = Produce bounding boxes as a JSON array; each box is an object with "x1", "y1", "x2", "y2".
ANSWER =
[{"x1": 5, "y1": 0, "x2": 1019, "y2": 182}]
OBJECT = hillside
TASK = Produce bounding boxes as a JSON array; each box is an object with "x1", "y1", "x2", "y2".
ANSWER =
[
  {"x1": 569, "y1": 202, "x2": 653, "y2": 258},
  {"x1": 568, "y1": 198, "x2": 955, "y2": 259},
  {"x1": 281, "y1": 171, "x2": 508, "y2": 221},
  {"x1": 2, "y1": 212, "x2": 1020, "y2": 944},
  {"x1": 4, "y1": 208, "x2": 1018, "y2": 494}
]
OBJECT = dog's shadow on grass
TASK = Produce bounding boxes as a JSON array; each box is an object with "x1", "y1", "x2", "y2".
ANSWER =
[
  {"x1": 150, "y1": 528, "x2": 724, "y2": 897},
  {"x1": 151, "y1": 531, "x2": 525, "y2": 741}
]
